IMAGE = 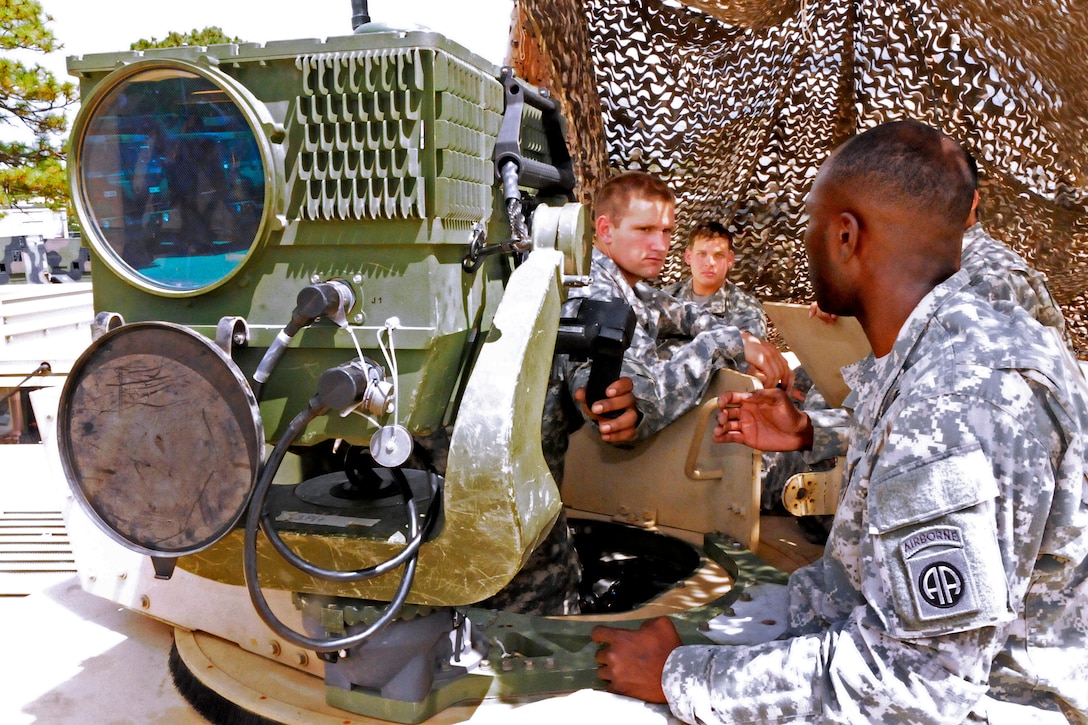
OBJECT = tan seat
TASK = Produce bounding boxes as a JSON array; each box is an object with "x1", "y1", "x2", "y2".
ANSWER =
[{"x1": 562, "y1": 368, "x2": 763, "y2": 552}]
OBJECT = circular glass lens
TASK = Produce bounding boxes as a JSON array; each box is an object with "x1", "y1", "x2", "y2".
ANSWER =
[{"x1": 79, "y1": 67, "x2": 266, "y2": 292}]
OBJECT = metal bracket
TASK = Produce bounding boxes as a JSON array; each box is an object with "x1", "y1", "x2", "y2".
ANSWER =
[
  {"x1": 782, "y1": 462, "x2": 844, "y2": 516},
  {"x1": 685, "y1": 398, "x2": 725, "y2": 480},
  {"x1": 151, "y1": 556, "x2": 178, "y2": 580},
  {"x1": 493, "y1": 67, "x2": 576, "y2": 199},
  {"x1": 462, "y1": 222, "x2": 529, "y2": 274},
  {"x1": 92, "y1": 311, "x2": 125, "y2": 340},
  {"x1": 215, "y1": 316, "x2": 250, "y2": 356},
  {"x1": 611, "y1": 504, "x2": 657, "y2": 528}
]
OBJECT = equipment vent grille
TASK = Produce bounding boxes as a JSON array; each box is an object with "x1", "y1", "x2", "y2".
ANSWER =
[{"x1": 0, "y1": 509, "x2": 75, "y2": 597}]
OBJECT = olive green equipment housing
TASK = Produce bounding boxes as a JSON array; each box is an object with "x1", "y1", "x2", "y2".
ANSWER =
[
  {"x1": 65, "y1": 29, "x2": 532, "y2": 446},
  {"x1": 59, "y1": 24, "x2": 590, "y2": 623}
]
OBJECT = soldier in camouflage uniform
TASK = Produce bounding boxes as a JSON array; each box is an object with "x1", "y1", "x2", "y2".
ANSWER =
[
  {"x1": 561, "y1": 171, "x2": 790, "y2": 438},
  {"x1": 484, "y1": 172, "x2": 792, "y2": 616},
  {"x1": 591, "y1": 121, "x2": 1088, "y2": 723},
  {"x1": 962, "y1": 222, "x2": 1072, "y2": 353},
  {"x1": 662, "y1": 220, "x2": 767, "y2": 339},
  {"x1": 772, "y1": 146, "x2": 1080, "y2": 524},
  {"x1": 541, "y1": 173, "x2": 791, "y2": 497},
  {"x1": 538, "y1": 171, "x2": 791, "y2": 476},
  {"x1": 960, "y1": 150, "x2": 1076, "y2": 359}
]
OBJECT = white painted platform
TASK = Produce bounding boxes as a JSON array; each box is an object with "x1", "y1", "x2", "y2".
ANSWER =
[
  {"x1": 0, "y1": 433, "x2": 677, "y2": 724},
  {"x1": 0, "y1": 576, "x2": 209, "y2": 725},
  {"x1": 0, "y1": 572, "x2": 676, "y2": 725}
]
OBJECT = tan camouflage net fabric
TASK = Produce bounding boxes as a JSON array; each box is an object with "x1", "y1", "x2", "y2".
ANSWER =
[{"x1": 514, "y1": 0, "x2": 1088, "y2": 356}]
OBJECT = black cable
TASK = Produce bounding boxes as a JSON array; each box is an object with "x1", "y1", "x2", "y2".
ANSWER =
[
  {"x1": 0, "y1": 362, "x2": 50, "y2": 407},
  {"x1": 258, "y1": 464, "x2": 435, "y2": 582},
  {"x1": 241, "y1": 396, "x2": 428, "y2": 652}
]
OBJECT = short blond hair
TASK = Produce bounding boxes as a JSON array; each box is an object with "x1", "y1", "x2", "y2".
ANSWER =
[{"x1": 594, "y1": 171, "x2": 675, "y2": 225}]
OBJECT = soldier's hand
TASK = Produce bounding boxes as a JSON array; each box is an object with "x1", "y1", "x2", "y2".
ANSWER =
[
  {"x1": 740, "y1": 332, "x2": 795, "y2": 391},
  {"x1": 715, "y1": 388, "x2": 814, "y2": 451},
  {"x1": 575, "y1": 376, "x2": 640, "y2": 443},
  {"x1": 591, "y1": 617, "x2": 679, "y2": 704},
  {"x1": 808, "y1": 301, "x2": 838, "y2": 324}
]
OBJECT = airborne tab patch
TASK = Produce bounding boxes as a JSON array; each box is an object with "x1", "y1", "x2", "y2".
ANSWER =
[{"x1": 901, "y1": 525, "x2": 979, "y2": 620}]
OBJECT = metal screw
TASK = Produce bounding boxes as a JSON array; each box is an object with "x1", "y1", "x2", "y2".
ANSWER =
[
  {"x1": 295, "y1": 652, "x2": 309, "y2": 667},
  {"x1": 269, "y1": 641, "x2": 282, "y2": 656},
  {"x1": 140, "y1": 595, "x2": 150, "y2": 609}
]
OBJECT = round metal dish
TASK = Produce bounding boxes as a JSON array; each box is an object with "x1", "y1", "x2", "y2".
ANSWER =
[{"x1": 57, "y1": 322, "x2": 263, "y2": 556}]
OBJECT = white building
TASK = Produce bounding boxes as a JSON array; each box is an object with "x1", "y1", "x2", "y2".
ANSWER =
[{"x1": 0, "y1": 204, "x2": 68, "y2": 240}]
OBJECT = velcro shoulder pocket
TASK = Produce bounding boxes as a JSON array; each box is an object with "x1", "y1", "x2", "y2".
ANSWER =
[{"x1": 868, "y1": 444, "x2": 1012, "y2": 637}]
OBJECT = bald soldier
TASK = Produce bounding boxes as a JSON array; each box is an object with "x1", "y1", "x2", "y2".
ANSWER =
[{"x1": 591, "y1": 121, "x2": 1088, "y2": 723}]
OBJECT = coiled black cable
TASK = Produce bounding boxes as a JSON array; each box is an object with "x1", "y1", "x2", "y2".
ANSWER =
[{"x1": 242, "y1": 396, "x2": 437, "y2": 652}]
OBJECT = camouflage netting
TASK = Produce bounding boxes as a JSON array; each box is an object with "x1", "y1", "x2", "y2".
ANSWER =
[{"x1": 513, "y1": 0, "x2": 1088, "y2": 356}]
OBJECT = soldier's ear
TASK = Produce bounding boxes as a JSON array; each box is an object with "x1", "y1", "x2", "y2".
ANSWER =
[
  {"x1": 596, "y1": 215, "x2": 613, "y2": 246},
  {"x1": 838, "y1": 211, "x2": 860, "y2": 262}
]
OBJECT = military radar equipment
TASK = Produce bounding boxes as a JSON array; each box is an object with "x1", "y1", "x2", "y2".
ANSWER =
[{"x1": 64, "y1": 26, "x2": 524, "y2": 446}]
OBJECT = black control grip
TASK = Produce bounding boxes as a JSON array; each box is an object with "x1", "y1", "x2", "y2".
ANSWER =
[
  {"x1": 493, "y1": 69, "x2": 576, "y2": 199},
  {"x1": 585, "y1": 347, "x2": 624, "y2": 415},
  {"x1": 555, "y1": 298, "x2": 637, "y2": 417}
]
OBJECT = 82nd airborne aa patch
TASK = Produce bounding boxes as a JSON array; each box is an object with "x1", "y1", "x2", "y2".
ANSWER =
[{"x1": 901, "y1": 525, "x2": 980, "y2": 621}]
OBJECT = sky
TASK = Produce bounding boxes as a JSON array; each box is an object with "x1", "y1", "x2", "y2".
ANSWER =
[
  {"x1": 32, "y1": 0, "x2": 514, "y2": 81},
  {"x1": 1, "y1": 0, "x2": 513, "y2": 147}
]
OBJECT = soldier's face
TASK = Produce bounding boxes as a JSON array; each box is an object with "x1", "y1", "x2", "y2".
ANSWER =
[
  {"x1": 685, "y1": 235, "x2": 734, "y2": 295},
  {"x1": 597, "y1": 196, "x2": 675, "y2": 285},
  {"x1": 803, "y1": 173, "x2": 852, "y2": 316}
]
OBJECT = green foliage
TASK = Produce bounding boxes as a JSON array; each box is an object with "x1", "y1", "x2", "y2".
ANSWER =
[
  {"x1": 130, "y1": 26, "x2": 244, "y2": 50},
  {"x1": 0, "y1": 0, "x2": 76, "y2": 209}
]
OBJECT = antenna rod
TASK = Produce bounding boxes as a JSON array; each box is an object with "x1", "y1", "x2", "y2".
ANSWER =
[{"x1": 351, "y1": 0, "x2": 371, "y2": 30}]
